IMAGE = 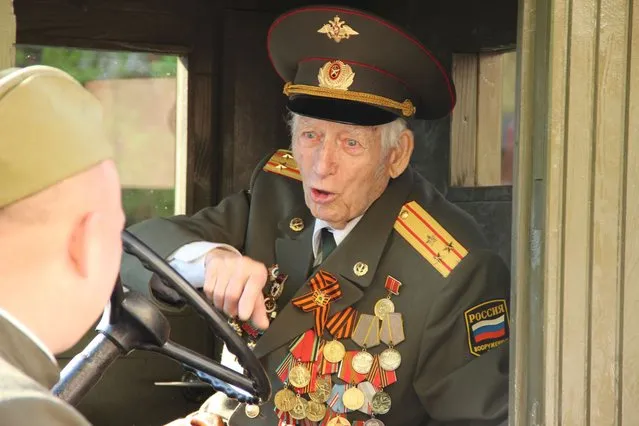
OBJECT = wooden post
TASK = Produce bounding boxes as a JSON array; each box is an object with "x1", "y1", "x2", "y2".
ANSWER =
[
  {"x1": 450, "y1": 54, "x2": 478, "y2": 187},
  {"x1": 476, "y1": 53, "x2": 504, "y2": 186},
  {"x1": 512, "y1": 0, "x2": 638, "y2": 423},
  {"x1": 0, "y1": 0, "x2": 15, "y2": 69}
]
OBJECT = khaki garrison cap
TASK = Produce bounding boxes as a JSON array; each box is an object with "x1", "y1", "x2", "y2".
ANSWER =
[{"x1": 0, "y1": 65, "x2": 113, "y2": 208}]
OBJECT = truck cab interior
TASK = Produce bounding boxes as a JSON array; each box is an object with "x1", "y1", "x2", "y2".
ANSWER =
[{"x1": 12, "y1": 0, "x2": 517, "y2": 424}]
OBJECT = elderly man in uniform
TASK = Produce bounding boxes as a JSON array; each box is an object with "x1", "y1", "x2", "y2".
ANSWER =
[{"x1": 122, "y1": 5, "x2": 510, "y2": 426}]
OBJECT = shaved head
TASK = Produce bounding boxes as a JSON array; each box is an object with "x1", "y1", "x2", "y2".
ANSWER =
[{"x1": 0, "y1": 66, "x2": 124, "y2": 355}]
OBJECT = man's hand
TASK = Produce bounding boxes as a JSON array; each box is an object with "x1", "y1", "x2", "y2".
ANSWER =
[
  {"x1": 203, "y1": 248, "x2": 269, "y2": 330},
  {"x1": 164, "y1": 412, "x2": 225, "y2": 426}
]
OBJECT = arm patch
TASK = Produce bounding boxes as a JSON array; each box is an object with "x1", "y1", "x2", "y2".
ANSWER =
[{"x1": 464, "y1": 299, "x2": 510, "y2": 356}]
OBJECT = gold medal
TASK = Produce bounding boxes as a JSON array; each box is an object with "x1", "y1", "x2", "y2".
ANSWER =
[
  {"x1": 327, "y1": 416, "x2": 352, "y2": 426},
  {"x1": 289, "y1": 396, "x2": 309, "y2": 420},
  {"x1": 374, "y1": 298, "x2": 395, "y2": 320},
  {"x1": 323, "y1": 339, "x2": 346, "y2": 363},
  {"x1": 343, "y1": 386, "x2": 366, "y2": 411},
  {"x1": 379, "y1": 347, "x2": 402, "y2": 371},
  {"x1": 371, "y1": 391, "x2": 392, "y2": 415},
  {"x1": 274, "y1": 388, "x2": 297, "y2": 412},
  {"x1": 352, "y1": 350, "x2": 374, "y2": 374},
  {"x1": 244, "y1": 404, "x2": 260, "y2": 418},
  {"x1": 306, "y1": 400, "x2": 327, "y2": 422},
  {"x1": 288, "y1": 364, "x2": 311, "y2": 388},
  {"x1": 309, "y1": 375, "x2": 332, "y2": 402}
]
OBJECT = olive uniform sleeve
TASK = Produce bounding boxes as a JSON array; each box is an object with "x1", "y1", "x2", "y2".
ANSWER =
[
  {"x1": 120, "y1": 190, "x2": 251, "y2": 305},
  {"x1": 413, "y1": 249, "x2": 510, "y2": 426},
  {"x1": 0, "y1": 396, "x2": 93, "y2": 426}
]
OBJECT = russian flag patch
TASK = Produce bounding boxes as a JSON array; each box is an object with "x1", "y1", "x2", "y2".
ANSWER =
[{"x1": 464, "y1": 299, "x2": 509, "y2": 356}]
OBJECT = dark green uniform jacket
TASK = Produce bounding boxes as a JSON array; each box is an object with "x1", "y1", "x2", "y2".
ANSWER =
[
  {"x1": 0, "y1": 313, "x2": 92, "y2": 426},
  {"x1": 121, "y1": 151, "x2": 510, "y2": 426}
]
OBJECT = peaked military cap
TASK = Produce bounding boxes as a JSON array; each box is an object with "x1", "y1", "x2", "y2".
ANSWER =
[
  {"x1": 0, "y1": 65, "x2": 113, "y2": 208},
  {"x1": 268, "y1": 5, "x2": 457, "y2": 125}
]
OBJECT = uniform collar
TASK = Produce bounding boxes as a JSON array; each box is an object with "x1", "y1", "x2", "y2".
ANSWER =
[
  {"x1": 0, "y1": 308, "x2": 56, "y2": 364},
  {"x1": 0, "y1": 308, "x2": 60, "y2": 388},
  {"x1": 311, "y1": 215, "x2": 363, "y2": 259}
]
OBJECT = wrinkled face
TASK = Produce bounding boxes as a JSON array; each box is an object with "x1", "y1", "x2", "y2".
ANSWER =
[{"x1": 292, "y1": 116, "x2": 392, "y2": 229}]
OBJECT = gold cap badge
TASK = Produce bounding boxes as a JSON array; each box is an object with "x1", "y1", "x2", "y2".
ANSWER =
[
  {"x1": 318, "y1": 60, "x2": 355, "y2": 91},
  {"x1": 317, "y1": 16, "x2": 359, "y2": 43}
]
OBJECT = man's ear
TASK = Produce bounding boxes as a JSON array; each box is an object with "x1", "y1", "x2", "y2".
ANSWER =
[
  {"x1": 67, "y1": 211, "x2": 99, "y2": 279},
  {"x1": 387, "y1": 129, "x2": 414, "y2": 178}
]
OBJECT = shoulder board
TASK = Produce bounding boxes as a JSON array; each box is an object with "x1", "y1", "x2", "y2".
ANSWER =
[
  {"x1": 262, "y1": 149, "x2": 302, "y2": 181},
  {"x1": 394, "y1": 201, "x2": 468, "y2": 277}
]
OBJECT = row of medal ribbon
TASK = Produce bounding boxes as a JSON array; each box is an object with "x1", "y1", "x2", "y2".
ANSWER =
[{"x1": 271, "y1": 275, "x2": 405, "y2": 425}]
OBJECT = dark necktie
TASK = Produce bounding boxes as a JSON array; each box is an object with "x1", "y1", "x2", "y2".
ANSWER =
[{"x1": 320, "y1": 227, "x2": 336, "y2": 263}]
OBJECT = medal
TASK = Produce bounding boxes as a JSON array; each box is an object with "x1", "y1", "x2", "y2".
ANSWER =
[
  {"x1": 306, "y1": 400, "x2": 327, "y2": 422},
  {"x1": 352, "y1": 314, "x2": 380, "y2": 375},
  {"x1": 379, "y1": 312, "x2": 405, "y2": 371},
  {"x1": 292, "y1": 270, "x2": 343, "y2": 336},
  {"x1": 371, "y1": 391, "x2": 392, "y2": 415},
  {"x1": 289, "y1": 396, "x2": 309, "y2": 420},
  {"x1": 327, "y1": 416, "x2": 352, "y2": 426},
  {"x1": 274, "y1": 387, "x2": 297, "y2": 412},
  {"x1": 343, "y1": 385, "x2": 366, "y2": 411},
  {"x1": 289, "y1": 363, "x2": 311, "y2": 388},
  {"x1": 379, "y1": 347, "x2": 402, "y2": 371},
  {"x1": 338, "y1": 351, "x2": 367, "y2": 384},
  {"x1": 323, "y1": 339, "x2": 346, "y2": 363},
  {"x1": 244, "y1": 404, "x2": 260, "y2": 418},
  {"x1": 309, "y1": 375, "x2": 332, "y2": 403},
  {"x1": 352, "y1": 350, "x2": 374, "y2": 375},
  {"x1": 373, "y1": 298, "x2": 395, "y2": 320},
  {"x1": 364, "y1": 419, "x2": 386, "y2": 426}
]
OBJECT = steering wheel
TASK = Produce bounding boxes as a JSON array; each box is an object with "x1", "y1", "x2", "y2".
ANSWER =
[{"x1": 53, "y1": 230, "x2": 271, "y2": 408}]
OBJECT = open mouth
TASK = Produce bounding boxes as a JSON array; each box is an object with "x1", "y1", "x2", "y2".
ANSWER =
[{"x1": 310, "y1": 188, "x2": 337, "y2": 203}]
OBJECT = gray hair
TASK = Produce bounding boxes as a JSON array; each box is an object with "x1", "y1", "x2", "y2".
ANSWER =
[{"x1": 286, "y1": 111, "x2": 408, "y2": 154}]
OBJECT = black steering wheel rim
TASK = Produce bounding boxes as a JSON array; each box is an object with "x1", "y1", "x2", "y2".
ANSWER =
[{"x1": 121, "y1": 230, "x2": 271, "y2": 404}]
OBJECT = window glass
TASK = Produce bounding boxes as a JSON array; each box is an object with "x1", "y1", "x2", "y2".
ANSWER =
[{"x1": 15, "y1": 46, "x2": 180, "y2": 225}]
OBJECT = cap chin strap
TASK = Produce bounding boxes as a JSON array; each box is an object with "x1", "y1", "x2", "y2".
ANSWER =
[{"x1": 283, "y1": 82, "x2": 416, "y2": 118}]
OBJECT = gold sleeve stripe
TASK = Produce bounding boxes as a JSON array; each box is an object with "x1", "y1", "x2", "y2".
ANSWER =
[
  {"x1": 262, "y1": 149, "x2": 302, "y2": 181},
  {"x1": 393, "y1": 201, "x2": 468, "y2": 277}
]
